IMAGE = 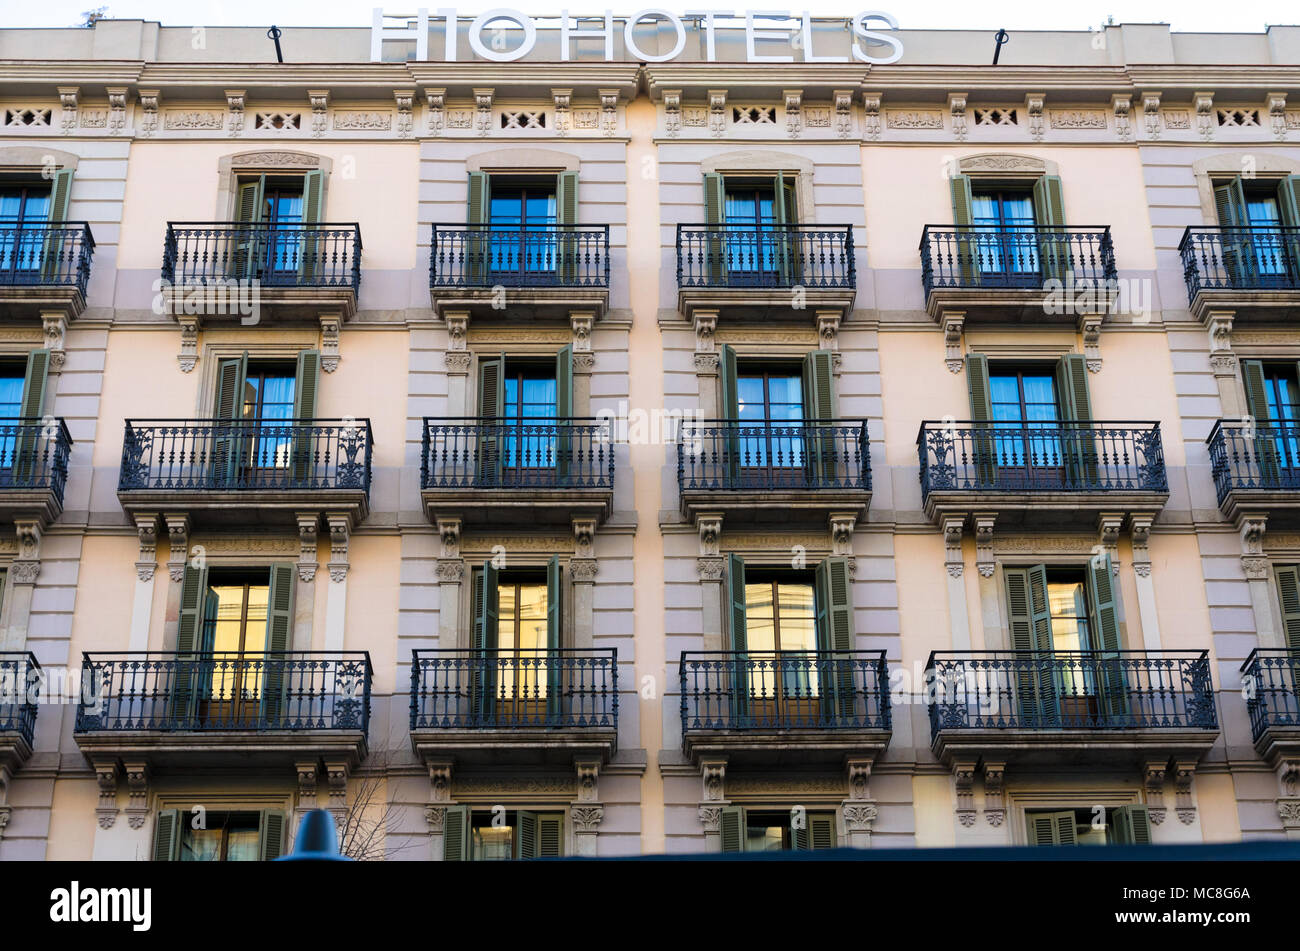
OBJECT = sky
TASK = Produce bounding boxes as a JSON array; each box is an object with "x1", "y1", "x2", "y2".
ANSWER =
[{"x1": 4, "y1": 0, "x2": 1297, "y2": 33}]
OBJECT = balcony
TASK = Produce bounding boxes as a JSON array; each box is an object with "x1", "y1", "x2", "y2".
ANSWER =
[
  {"x1": 926, "y1": 651, "x2": 1219, "y2": 766},
  {"x1": 428, "y1": 224, "x2": 609, "y2": 320},
  {"x1": 679, "y1": 650, "x2": 891, "y2": 767},
  {"x1": 0, "y1": 653, "x2": 39, "y2": 774},
  {"x1": 162, "y1": 222, "x2": 361, "y2": 321},
  {"x1": 0, "y1": 222, "x2": 94, "y2": 320},
  {"x1": 675, "y1": 223, "x2": 855, "y2": 321},
  {"x1": 117, "y1": 418, "x2": 372, "y2": 528},
  {"x1": 0, "y1": 418, "x2": 72, "y2": 527},
  {"x1": 74, "y1": 652, "x2": 372, "y2": 769},
  {"x1": 420, "y1": 418, "x2": 614, "y2": 528},
  {"x1": 677, "y1": 419, "x2": 870, "y2": 525},
  {"x1": 919, "y1": 224, "x2": 1115, "y2": 322},
  {"x1": 1207, "y1": 419, "x2": 1300, "y2": 526},
  {"x1": 1179, "y1": 226, "x2": 1300, "y2": 323},
  {"x1": 1241, "y1": 649, "x2": 1300, "y2": 764},
  {"x1": 409, "y1": 649, "x2": 618, "y2": 767},
  {"x1": 917, "y1": 420, "x2": 1168, "y2": 528}
]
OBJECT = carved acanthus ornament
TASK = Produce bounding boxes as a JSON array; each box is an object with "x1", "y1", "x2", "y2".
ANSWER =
[
  {"x1": 1194, "y1": 91, "x2": 1214, "y2": 141},
  {"x1": 1268, "y1": 91, "x2": 1288, "y2": 140},
  {"x1": 1112, "y1": 95, "x2": 1132, "y2": 142},
  {"x1": 319, "y1": 314, "x2": 341, "y2": 372},
  {"x1": 784, "y1": 89, "x2": 802, "y2": 138},
  {"x1": 701, "y1": 760, "x2": 726, "y2": 801},
  {"x1": 58, "y1": 86, "x2": 78, "y2": 135},
  {"x1": 473, "y1": 88, "x2": 493, "y2": 136},
  {"x1": 1144, "y1": 761, "x2": 1168, "y2": 825},
  {"x1": 974, "y1": 514, "x2": 996, "y2": 577},
  {"x1": 663, "y1": 89, "x2": 681, "y2": 137},
  {"x1": 165, "y1": 514, "x2": 189, "y2": 582},
  {"x1": 551, "y1": 88, "x2": 571, "y2": 136},
  {"x1": 308, "y1": 89, "x2": 329, "y2": 137},
  {"x1": 327, "y1": 514, "x2": 351, "y2": 583},
  {"x1": 599, "y1": 89, "x2": 618, "y2": 136},
  {"x1": 1142, "y1": 91, "x2": 1162, "y2": 139},
  {"x1": 138, "y1": 89, "x2": 159, "y2": 136},
  {"x1": 124, "y1": 762, "x2": 150, "y2": 830},
  {"x1": 708, "y1": 89, "x2": 726, "y2": 137},
  {"x1": 95, "y1": 761, "x2": 119, "y2": 829},
  {"x1": 942, "y1": 311, "x2": 965, "y2": 372},
  {"x1": 948, "y1": 93, "x2": 968, "y2": 142},
  {"x1": 135, "y1": 515, "x2": 159, "y2": 582},
  {"x1": 953, "y1": 762, "x2": 976, "y2": 827},
  {"x1": 394, "y1": 89, "x2": 414, "y2": 138},
  {"x1": 1024, "y1": 92, "x2": 1045, "y2": 142},
  {"x1": 861, "y1": 90, "x2": 881, "y2": 141},
  {"x1": 982, "y1": 763, "x2": 1006, "y2": 826},
  {"x1": 1173, "y1": 762, "x2": 1198, "y2": 824},
  {"x1": 834, "y1": 89, "x2": 854, "y2": 139},
  {"x1": 942, "y1": 515, "x2": 964, "y2": 578},
  {"x1": 225, "y1": 89, "x2": 246, "y2": 137},
  {"x1": 425, "y1": 88, "x2": 445, "y2": 135}
]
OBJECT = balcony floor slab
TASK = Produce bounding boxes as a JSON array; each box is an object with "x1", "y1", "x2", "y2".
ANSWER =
[{"x1": 931, "y1": 727, "x2": 1220, "y2": 768}]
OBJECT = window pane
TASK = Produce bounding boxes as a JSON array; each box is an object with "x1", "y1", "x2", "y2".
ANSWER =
[
  {"x1": 181, "y1": 827, "x2": 222, "y2": 861},
  {"x1": 471, "y1": 821, "x2": 514, "y2": 861}
]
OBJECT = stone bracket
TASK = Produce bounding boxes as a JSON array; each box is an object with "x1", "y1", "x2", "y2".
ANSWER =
[
  {"x1": 326, "y1": 513, "x2": 352, "y2": 583},
  {"x1": 953, "y1": 761, "x2": 977, "y2": 828},
  {"x1": 320, "y1": 313, "x2": 342, "y2": 372},
  {"x1": 123, "y1": 761, "x2": 150, "y2": 830},
  {"x1": 1079, "y1": 311, "x2": 1103, "y2": 373},
  {"x1": 982, "y1": 762, "x2": 1006, "y2": 826},
  {"x1": 94, "y1": 760, "x2": 120, "y2": 829},
  {"x1": 297, "y1": 513, "x2": 320, "y2": 583},
  {"x1": 1143, "y1": 760, "x2": 1169, "y2": 825},
  {"x1": 943, "y1": 310, "x2": 965, "y2": 372}
]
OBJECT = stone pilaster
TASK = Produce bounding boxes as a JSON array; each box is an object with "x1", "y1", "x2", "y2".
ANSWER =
[
  {"x1": 696, "y1": 513, "x2": 724, "y2": 652},
  {"x1": 571, "y1": 518, "x2": 598, "y2": 649},
  {"x1": 699, "y1": 758, "x2": 727, "y2": 852},
  {"x1": 942, "y1": 515, "x2": 971, "y2": 650}
]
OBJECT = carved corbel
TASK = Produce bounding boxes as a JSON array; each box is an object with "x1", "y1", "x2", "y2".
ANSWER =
[
  {"x1": 846, "y1": 759, "x2": 872, "y2": 800},
  {"x1": 693, "y1": 310, "x2": 718, "y2": 369},
  {"x1": 1130, "y1": 515, "x2": 1154, "y2": 578},
  {"x1": 1112, "y1": 94, "x2": 1132, "y2": 142},
  {"x1": 122, "y1": 761, "x2": 150, "y2": 830},
  {"x1": 473, "y1": 88, "x2": 494, "y2": 136},
  {"x1": 599, "y1": 89, "x2": 618, "y2": 136},
  {"x1": 576, "y1": 759, "x2": 600, "y2": 803},
  {"x1": 428, "y1": 761, "x2": 453, "y2": 804},
  {"x1": 816, "y1": 310, "x2": 841, "y2": 353},
  {"x1": 573, "y1": 518, "x2": 596, "y2": 560},
  {"x1": 942, "y1": 311, "x2": 965, "y2": 372},
  {"x1": 1207, "y1": 312, "x2": 1236, "y2": 376},
  {"x1": 942, "y1": 515, "x2": 964, "y2": 578},
  {"x1": 1173, "y1": 761, "x2": 1198, "y2": 824},
  {"x1": 701, "y1": 759, "x2": 726, "y2": 801},
  {"x1": 308, "y1": 89, "x2": 329, "y2": 137},
  {"x1": 783, "y1": 89, "x2": 803, "y2": 138},
  {"x1": 325, "y1": 761, "x2": 350, "y2": 827},
  {"x1": 94, "y1": 761, "x2": 120, "y2": 829},
  {"x1": 1024, "y1": 92, "x2": 1045, "y2": 142},
  {"x1": 424, "y1": 88, "x2": 445, "y2": 135},
  {"x1": 135, "y1": 514, "x2": 159, "y2": 582},
  {"x1": 982, "y1": 762, "x2": 1006, "y2": 826},
  {"x1": 225, "y1": 89, "x2": 246, "y2": 137},
  {"x1": 1239, "y1": 512, "x2": 1270, "y2": 581},
  {"x1": 1079, "y1": 313, "x2": 1103, "y2": 373},
  {"x1": 137, "y1": 89, "x2": 159, "y2": 137},
  {"x1": 297, "y1": 513, "x2": 320, "y2": 583},
  {"x1": 708, "y1": 89, "x2": 727, "y2": 137},
  {"x1": 1098, "y1": 513, "x2": 1123, "y2": 570},
  {"x1": 444, "y1": 310, "x2": 471, "y2": 373},
  {"x1": 698, "y1": 804, "x2": 723, "y2": 832},
  {"x1": 1142, "y1": 91, "x2": 1162, "y2": 139},
  {"x1": 834, "y1": 89, "x2": 855, "y2": 139},
  {"x1": 296, "y1": 760, "x2": 319, "y2": 802},
  {"x1": 570, "y1": 310, "x2": 595, "y2": 355},
  {"x1": 1194, "y1": 91, "x2": 1214, "y2": 141},
  {"x1": 103, "y1": 87, "x2": 127, "y2": 136},
  {"x1": 953, "y1": 762, "x2": 976, "y2": 827},
  {"x1": 437, "y1": 517, "x2": 462, "y2": 560},
  {"x1": 11, "y1": 519, "x2": 42, "y2": 586},
  {"x1": 1268, "y1": 91, "x2": 1288, "y2": 141},
  {"x1": 58, "y1": 86, "x2": 78, "y2": 136},
  {"x1": 176, "y1": 314, "x2": 200, "y2": 372},
  {"x1": 319, "y1": 314, "x2": 341, "y2": 372},
  {"x1": 974, "y1": 513, "x2": 996, "y2": 577},
  {"x1": 830, "y1": 513, "x2": 856, "y2": 559},
  {"x1": 663, "y1": 89, "x2": 681, "y2": 137},
  {"x1": 327, "y1": 513, "x2": 351, "y2": 583},
  {"x1": 394, "y1": 89, "x2": 414, "y2": 138},
  {"x1": 697, "y1": 513, "x2": 722, "y2": 558},
  {"x1": 1144, "y1": 760, "x2": 1169, "y2": 825},
  {"x1": 164, "y1": 513, "x2": 189, "y2": 582},
  {"x1": 842, "y1": 801, "x2": 879, "y2": 833},
  {"x1": 861, "y1": 90, "x2": 881, "y2": 141},
  {"x1": 948, "y1": 93, "x2": 968, "y2": 142},
  {"x1": 552, "y1": 88, "x2": 572, "y2": 136}
]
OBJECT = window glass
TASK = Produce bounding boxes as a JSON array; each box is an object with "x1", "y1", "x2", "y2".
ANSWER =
[
  {"x1": 180, "y1": 812, "x2": 261, "y2": 861},
  {"x1": 0, "y1": 364, "x2": 25, "y2": 418}
]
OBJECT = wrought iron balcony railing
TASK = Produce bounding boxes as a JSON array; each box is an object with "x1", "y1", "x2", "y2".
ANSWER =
[
  {"x1": 429, "y1": 223, "x2": 609, "y2": 288},
  {"x1": 163, "y1": 222, "x2": 362, "y2": 291},
  {"x1": 421, "y1": 418, "x2": 614, "y2": 490},
  {"x1": 0, "y1": 652, "x2": 40, "y2": 747},
  {"x1": 0, "y1": 222, "x2": 94, "y2": 296},
  {"x1": 680, "y1": 651, "x2": 891, "y2": 731},
  {"x1": 1179, "y1": 226, "x2": 1300, "y2": 299},
  {"x1": 925, "y1": 650, "x2": 1217, "y2": 736},
  {"x1": 0, "y1": 417, "x2": 72, "y2": 498},
  {"x1": 917, "y1": 420, "x2": 1167, "y2": 497},
  {"x1": 409, "y1": 649, "x2": 618, "y2": 735},
  {"x1": 919, "y1": 224, "x2": 1116, "y2": 294},
  {"x1": 75, "y1": 652, "x2": 372, "y2": 734},
  {"x1": 119, "y1": 419, "x2": 372, "y2": 493},
  {"x1": 676, "y1": 223, "x2": 855, "y2": 290},
  {"x1": 1207, "y1": 418, "x2": 1300, "y2": 504},
  {"x1": 678, "y1": 419, "x2": 870, "y2": 492},
  {"x1": 1241, "y1": 649, "x2": 1300, "y2": 743}
]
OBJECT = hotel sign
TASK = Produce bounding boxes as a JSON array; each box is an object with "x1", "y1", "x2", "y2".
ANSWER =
[{"x1": 371, "y1": 9, "x2": 904, "y2": 64}]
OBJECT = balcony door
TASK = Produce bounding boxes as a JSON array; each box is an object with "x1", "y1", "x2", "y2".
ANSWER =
[
  {"x1": 0, "y1": 185, "x2": 50, "y2": 281},
  {"x1": 1242, "y1": 361, "x2": 1300, "y2": 484},
  {"x1": 705, "y1": 172, "x2": 798, "y2": 286},
  {"x1": 989, "y1": 365, "x2": 1062, "y2": 482},
  {"x1": 153, "y1": 809, "x2": 285, "y2": 861},
  {"x1": 197, "y1": 574, "x2": 271, "y2": 727},
  {"x1": 718, "y1": 806, "x2": 836, "y2": 852},
  {"x1": 971, "y1": 188, "x2": 1039, "y2": 279},
  {"x1": 476, "y1": 349, "x2": 573, "y2": 486},
  {"x1": 949, "y1": 174, "x2": 1067, "y2": 285},
  {"x1": 232, "y1": 171, "x2": 323, "y2": 283},
  {"x1": 0, "y1": 350, "x2": 50, "y2": 486},
  {"x1": 489, "y1": 178, "x2": 557, "y2": 281},
  {"x1": 441, "y1": 807, "x2": 563, "y2": 861},
  {"x1": 1214, "y1": 175, "x2": 1300, "y2": 285},
  {"x1": 471, "y1": 557, "x2": 562, "y2": 725},
  {"x1": 212, "y1": 351, "x2": 320, "y2": 487}
]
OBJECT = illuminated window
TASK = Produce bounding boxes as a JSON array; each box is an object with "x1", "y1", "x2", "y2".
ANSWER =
[{"x1": 181, "y1": 812, "x2": 261, "y2": 861}]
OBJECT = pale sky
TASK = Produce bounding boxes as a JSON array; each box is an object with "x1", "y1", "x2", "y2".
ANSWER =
[{"x1": 4, "y1": 0, "x2": 1297, "y2": 33}]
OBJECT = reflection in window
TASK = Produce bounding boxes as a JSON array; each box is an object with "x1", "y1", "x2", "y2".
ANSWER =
[
  {"x1": 496, "y1": 579, "x2": 549, "y2": 706},
  {"x1": 181, "y1": 812, "x2": 260, "y2": 861},
  {"x1": 737, "y1": 369, "x2": 805, "y2": 469},
  {"x1": 971, "y1": 189, "x2": 1038, "y2": 276},
  {"x1": 744, "y1": 577, "x2": 818, "y2": 704}
]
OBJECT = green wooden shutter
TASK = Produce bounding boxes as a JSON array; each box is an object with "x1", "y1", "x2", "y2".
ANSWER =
[
  {"x1": 556, "y1": 345, "x2": 574, "y2": 481},
  {"x1": 291, "y1": 350, "x2": 321, "y2": 482},
  {"x1": 1277, "y1": 176, "x2": 1300, "y2": 283},
  {"x1": 1214, "y1": 177, "x2": 1246, "y2": 227},
  {"x1": 472, "y1": 563, "x2": 499, "y2": 719},
  {"x1": 948, "y1": 174, "x2": 978, "y2": 285},
  {"x1": 809, "y1": 813, "x2": 836, "y2": 850},
  {"x1": 262, "y1": 563, "x2": 295, "y2": 726},
  {"x1": 516, "y1": 810, "x2": 539, "y2": 859},
  {"x1": 1033, "y1": 174, "x2": 1068, "y2": 282},
  {"x1": 1005, "y1": 565, "x2": 1057, "y2": 724},
  {"x1": 41, "y1": 169, "x2": 75, "y2": 282},
  {"x1": 297, "y1": 169, "x2": 324, "y2": 283},
  {"x1": 727, "y1": 553, "x2": 748, "y2": 721},
  {"x1": 1027, "y1": 811, "x2": 1078, "y2": 846},
  {"x1": 546, "y1": 554, "x2": 563, "y2": 718},
  {"x1": 719, "y1": 806, "x2": 744, "y2": 852},
  {"x1": 773, "y1": 171, "x2": 799, "y2": 283},
  {"x1": 966, "y1": 353, "x2": 996, "y2": 485},
  {"x1": 703, "y1": 172, "x2": 727, "y2": 283},
  {"x1": 1111, "y1": 804, "x2": 1152, "y2": 845},
  {"x1": 1214, "y1": 178, "x2": 1248, "y2": 286},
  {"x1": 1088, "y1": 552, "x2": 1128, "y2": 719},
  {"x1": 556, "y1": 170, "x2": 579, "y2": 283},
  {"x1": 466, "y1": 171, "x2": 491, "y2": 284},
  {"x1": 152, "y1": 810, "x2": 181, "y2": 861},
  {"x1": 172, "y1": 562, "x2": 210, "y2": 725},
  {"x1": 1242, "y1": 359, "x2": 1282, "y2": 483},
  {"x1": 233, "y1": 175, "x2": 265, "y2": 280},
  {"x1": 802, "y1": 349, "x2": 837, "y2": 484},
  {"x1": 300, "y1": 169, "x2": 324, "y2": 224},
  {"x1": 213, "y1": 354, "x2": 249, "y2": 486},
  {"x1": 1056, "y1": 353, "x2": 1097, "y2": 486},
  {"x1": 258, "y1": 811, "x2": 286, "y2": 860},
  {"x1": 476, "y1": 355, "x2": 505, "y2": 484},
  {"x1": 1274, "y1": 566, "x2": 1300, "y2": 650},
  {"x1": 443, "y1": 805, "x2": 470, "y2": 861},
  {"x1": 538, "y1": 814, "x2": 563, "y2": 857},
  {"x1": 816, "y1": 556, "x2": 856, "y2": 721},
  {"x1": 719, "y1": 344, "x2": 740, "y2": 481},
  {"x1": 14, "y1": 349, "x2": 50, "y2": 484}
]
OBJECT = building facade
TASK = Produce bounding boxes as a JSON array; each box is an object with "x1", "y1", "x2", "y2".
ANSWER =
[{"x1": 0, "y1": 15, "x2": 1298, "y2": 860}]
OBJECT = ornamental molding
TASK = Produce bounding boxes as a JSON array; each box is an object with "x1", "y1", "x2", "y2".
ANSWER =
[
  {"x1": 1050, "y1": 109, "x2": 1107, "y2": 129},
  {"x1": 230, "y1": 150, "x2": 320, "y2": 167},
  {"x1": 698, "y1": 805, "x2": 722, "y2": 832},
  {"x1": 861, "y1": 90, "x2": 881, "y2": 140},
  {"x1": 1112, "y1": 95, "x2": 1133, "y2": 142},
  {"x1": 571, "y1": 804, "x2": 604, "y2": 832},
  {"x1": 842, "y1": 802, "x2": 878, "y2": 831},
  {"x1": 454, "y1": 777, "x2": 574, "y2": 795},
  {"x1": 425, "y1": 87, "x2": 445, "y2": 135},
  {"x1": 164, "y1": 110, "x2": 224, "y2": 130},
  {"x1": 886, "y1": 109, "x2": 942, "y2": 130},
  {"x1": 333, "y1": 111, "x2": 392, "y2": 131},
  {"x1": 959, "y1": 154, "x2": 1045, "y2": 173},
  {"x1": 948, "y1": 93, "x2": 968, "y2": 141},
  {"x1": 992, "y1": 534, "x2": 1097, "y2": 554},
  {"x1": 725, "y1": 776, "x2": 845, "y2": 794}
]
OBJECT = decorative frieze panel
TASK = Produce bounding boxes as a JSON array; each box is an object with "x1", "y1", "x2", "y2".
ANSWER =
[
  {"x1": 254, "y1": 112, "x2": 303, "y2": 131},
  {"x1": 974, "y1": 107, "x2": 1017, "y2": 126},
  {"x1": 885, "y1": 109, "x2": 943, "y2": 130},
  {"x1": 499, "y1": 109, "x2": 547, "y2": 129},
  {"x1": 164, "y1": 110, "x2": 225, "y2": 131},
  {"x1": 3, "y1": 108, "x2": 52, "y2": 127},
  {"x1": 333, "y1": 111, "x2": 392, "y2": 131},
  {"x1": 732, "y1": 105, "x2": 777, "y2": 125},
  {"x1": 1217, "y1": 108, "x2": 1260, "y2": 127},
  {"x1": 1050, "y1": 109, "x2": 1107, "y2": 129}
]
